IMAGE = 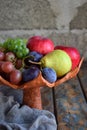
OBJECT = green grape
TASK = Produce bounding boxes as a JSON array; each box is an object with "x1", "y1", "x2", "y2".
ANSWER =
[
  {"x1": 13, "y1": 45, "x2": 18, "y2": 52},
  {"x1": 23, "y1": 48, "x2": 29, "y2": 55},
  {"x1": 15, "y1": 39, "x2": 23, "y2": 46},
  {"x1": 3, "y1": 38, "x2": 29, "y2": 59},
  {"x1": 9, "y1": 43, "x2": 15, "y2": 51},
  {"x1": 16, "y1": 51, "x2": 23, "y2": 58}
]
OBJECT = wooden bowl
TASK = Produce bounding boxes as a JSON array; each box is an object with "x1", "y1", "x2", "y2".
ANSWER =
[{"x1": 0, "y1": 57, "x2": 84, "y2": 109}]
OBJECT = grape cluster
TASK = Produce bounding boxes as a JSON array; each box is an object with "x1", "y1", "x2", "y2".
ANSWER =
[
  {"x1": 0, "y1": 50, "x2": 22, "y2": 84},
  {"x1": 0, "y1": 49, "x2": 42, "y2": 84},
  {"x1": 3, "y1": 38, "x2": 29, "y2": 59}
]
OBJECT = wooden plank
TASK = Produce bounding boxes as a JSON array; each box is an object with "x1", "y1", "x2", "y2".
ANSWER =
[
  {"x1": 41, "y1": 86, "x2": 54, "y2": 114},
  {"x1": 78, "y1": 61, "x2": 87, "y2": 100},
  {"x1": 53, "y1": 77, "x2": 87, "y2": 130}
]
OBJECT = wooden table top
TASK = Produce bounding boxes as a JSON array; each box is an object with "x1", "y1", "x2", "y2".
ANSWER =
[
  {"x1": 41, "y1": 60, "x2": 87, "y2": 130},
  {"x1": 0, "y1": 60, "x2": 87, "y2": 130}
]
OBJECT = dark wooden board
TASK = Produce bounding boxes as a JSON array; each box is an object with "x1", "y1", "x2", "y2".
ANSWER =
[
  {"x1": 1, "y1": 61, "x2": 87, "y2": 129},
  {"x1": 53, "y1": 77, "x2": 87, "y2": 130},
  {"x1": 78, "y1": 60, "x2": 87, "y2": 100},
  {"x1": 41, "y1": 86, "x2": 54, "y2": 114}
]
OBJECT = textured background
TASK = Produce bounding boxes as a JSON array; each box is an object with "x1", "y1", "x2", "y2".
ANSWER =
[{"x1": 0, "y1": 0, "x2": 87, "y2": 59}]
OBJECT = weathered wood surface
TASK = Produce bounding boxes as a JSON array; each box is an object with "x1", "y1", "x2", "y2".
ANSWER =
[
  {"x1": 41, "y1": 86, "x2": 54, "y2": 113},
  {"x1": 54, "y1": 77, "x2": 87, "y2": 130},
  {"x1": 41, "y1": 61, "x2": 87, "y2": 130},
  {"x1": 0, "y1": 61, "x2": 87, "y2": 129},
  {"x1": 78, "y1": 60, "x2": 87, "y2": 100}
]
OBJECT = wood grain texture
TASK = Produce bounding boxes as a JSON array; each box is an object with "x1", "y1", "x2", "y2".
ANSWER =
[
  {"x1": 53, "y1": 77, "x2": 87, "y2": 130},
  {"x1": 23, "y1": 87, "x2": 42, "y2": 109},
  {"x1": 41, "y1": 86, "x2": 54, "y2": 114},
  {"x1": 78, "y1": 60, "x2": 87, "y2": 100}
]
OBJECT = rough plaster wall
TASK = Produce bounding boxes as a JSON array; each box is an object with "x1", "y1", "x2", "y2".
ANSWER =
[
  {"x1": 70, "y1": 3, "x2": 87, "y2": 29},
  {"x1": 0, "y1": 0, "x2": 56, "y2": 29},
  {"x1": 0, "y1": 0, "x2": 87, "y2": 29},
  {"x1": 48, "y1": 0, "x2": 87, "y2": 29},
  {"x1": 0, "y1": 0, "x2": 87, "y2": 59}
]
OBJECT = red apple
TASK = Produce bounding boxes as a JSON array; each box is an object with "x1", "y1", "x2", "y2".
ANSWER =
[
  {"x1": 27, "y1": 36, "x2": 54, "y2": 55},
  {"x1": 54, "y1": 45, "x2": 81, "y2": 70}
]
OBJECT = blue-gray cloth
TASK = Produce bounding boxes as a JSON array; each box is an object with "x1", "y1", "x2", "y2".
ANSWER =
[{"x1": 0, "y1": 85, "x2": 57, "y2": 130}]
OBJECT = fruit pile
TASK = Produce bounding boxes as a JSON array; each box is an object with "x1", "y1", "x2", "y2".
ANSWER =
[{"x1": 0, "y1": 36, "x2": 81, "y2": 85}]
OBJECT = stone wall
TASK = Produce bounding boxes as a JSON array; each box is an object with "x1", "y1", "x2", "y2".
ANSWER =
[{"x1": 0, "y1": 0, "x2": 87, "y2": 59}]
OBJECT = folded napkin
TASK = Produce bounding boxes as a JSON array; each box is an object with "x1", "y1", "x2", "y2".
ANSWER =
[{"x1": 0, "y1": 85, "x2": 57, "y2": 130}]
